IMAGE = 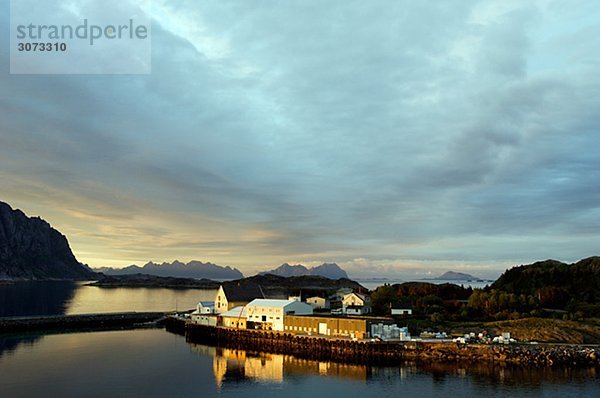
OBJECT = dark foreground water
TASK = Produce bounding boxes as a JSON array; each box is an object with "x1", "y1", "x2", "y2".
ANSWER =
[{"x1": 0, "y1": 328, "x2": 598, "y2": 398}]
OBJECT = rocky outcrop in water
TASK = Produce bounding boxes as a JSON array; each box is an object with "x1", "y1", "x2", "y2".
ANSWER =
[
  {"x1": 433, "y1": 271, "x2": 481, "y2": 280},
  {"x1": 0, "y1": 201, "x2": 95, "y2": 280},
  {"x1": 89, "y1": 274, "x2": 220, "y2": 289}
]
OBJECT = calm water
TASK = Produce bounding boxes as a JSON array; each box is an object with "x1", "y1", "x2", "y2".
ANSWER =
[
  {"x1": 0, "y1": 281, "x2": 217, "y2": 317},
  {"x1": 0, "y1": 328, "x2": 598, "y2": 398}
]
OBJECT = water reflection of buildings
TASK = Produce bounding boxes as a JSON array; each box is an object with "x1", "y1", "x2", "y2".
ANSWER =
[
  {"x1": 189, "y1": 344, "x2": 369, "y2": 387},
  {"x1": 189, "y1": 343, "x2": 600, "y2": 393}
]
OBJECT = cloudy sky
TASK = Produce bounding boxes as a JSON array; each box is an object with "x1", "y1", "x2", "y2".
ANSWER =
[{"x1": 1, "y1": 0, "x2": 599, "y2": 278}]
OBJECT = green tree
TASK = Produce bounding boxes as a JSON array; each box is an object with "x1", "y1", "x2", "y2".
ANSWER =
[{"x1": 370, "y1": 284, "x2": 398, "y2": 315}]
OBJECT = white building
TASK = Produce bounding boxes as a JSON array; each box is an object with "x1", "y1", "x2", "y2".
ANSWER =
[
  {"x1": 391, "y1": 308, "x2": 412, "y2": 316},
  {"x1": 342, "y1": 292, "x2": 371, "y2": 314},
  {"x1": 194, "y1": 301, "x2": 215, "y2": 314},
  {"x1": 214, "y1": 284, "x2": 264, "y2": 314},
  {"x1": 306, "y1": 296, "x2": 330, "y2": 310},
  {"x1": 190, "y1": 313, "x2": 218, "y2": 326},
  {"x1": 345, "y1": 306, "x2": 369, "y2": 315},
  {"x1": 190, "y1": 301, "x2": 217, "y2": 325},
  {"x1": 246, "y1": 299, "x2": 313, "y2": 331}
]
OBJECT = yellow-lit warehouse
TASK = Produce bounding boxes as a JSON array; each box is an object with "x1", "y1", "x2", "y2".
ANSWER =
[
  {"x1": 219, "y1": 306, "x2": 247, "y2": 329},
  {"x1": 284, "y1": 316, "x2": 378, "y2": 339}
]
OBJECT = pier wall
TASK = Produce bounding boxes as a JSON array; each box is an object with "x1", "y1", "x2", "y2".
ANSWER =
[
  {"x1": 165, "y1": 317, "x2": 599, "y2": 367},
  {"x1": 0, "y1": 312, "x2": 167, "y2": 333}
]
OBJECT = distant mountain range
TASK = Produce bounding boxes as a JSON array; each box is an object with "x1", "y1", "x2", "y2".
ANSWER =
[
  {"x1": 432, "y1": 271, "x2": 482, "y2": 281},
  {"x1": 94, "y1": 260, "x2": 244, "y2": 280},
  {"x1": 0, "y1": 200, "x2": 95, "y2": 280},
  {"x1": 259, "y1": 263, "x2": 348, "y2": 279}
]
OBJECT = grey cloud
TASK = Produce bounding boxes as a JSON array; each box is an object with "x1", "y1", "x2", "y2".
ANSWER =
[{"x1": 1, "y1": 0, "x2": 599, "y2": 272}]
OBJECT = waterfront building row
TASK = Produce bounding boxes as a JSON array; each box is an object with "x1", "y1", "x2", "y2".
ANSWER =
[{"x1": 190, "y1": 298, "x2": 409, "y2": 340}]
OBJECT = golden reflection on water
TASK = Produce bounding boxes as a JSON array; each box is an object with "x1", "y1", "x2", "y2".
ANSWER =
[
  {"x1": 189, "y1": 342, "x2": 600, "y2": 391},
  {"x1": 190, "y1": 344, "x2": 370, "y2": 388},
  {"x1": 66, "y1": 284, "x2": 217, "y2": 314}
]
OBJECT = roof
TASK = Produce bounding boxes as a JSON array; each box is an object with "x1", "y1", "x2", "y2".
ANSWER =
[
  {"x1": 221, "y1": 283, "x2": 264, "y2": 302},
  {"x1": 344, "y1": 292, "x2": 368, "y2": 301},
  {"x1": 220, "y1": 306, "x2": 248, "y2": 318},
  {"x1": 198, "y1": 301, "x2": 215, "y2": 307},
  {"x1": 246, "y1": 299, "x2": 298, "y2": 308},
  {"x1": 286, "y1": 314, "x2": 395, "y2": 322}
]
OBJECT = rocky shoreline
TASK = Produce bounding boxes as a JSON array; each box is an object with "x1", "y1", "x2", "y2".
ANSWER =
[{"x1": 405, "y1": 342, "x2": 598, "y2": 367}]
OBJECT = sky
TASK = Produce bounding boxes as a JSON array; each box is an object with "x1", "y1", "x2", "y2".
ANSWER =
[{"x1": 1, "y1": 0, "x2": 599, "y2": 279}]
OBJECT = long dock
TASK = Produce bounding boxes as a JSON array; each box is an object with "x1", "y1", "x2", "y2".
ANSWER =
[
  {"x1": 165, "y1": 317, "x2": 600, "y2": 368},
  {"x1": 0, "y1": 312, "x2": 168, "y2": 333}
]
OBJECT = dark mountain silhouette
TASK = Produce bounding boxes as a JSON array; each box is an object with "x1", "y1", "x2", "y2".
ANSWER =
[
  {"x1": 226, "y1": 273, "x2": 365, "y2": 298},
  {"x1": 260, "y1": 263, "x2": 309, "y2": 277},
  {"x1": 95, "y1": 260, "x2": 243, "y2": 280},
  {"x1": 312, "y1": 263, "x2": 349, "y2": 279},
  {"x1": 0, "y1": 201, "x2": 95, "y2": 280},
  {"x1": 490, "y1": 256, "x2": 600, "y2": 303},
  {"x1": 259, "y1": 262, "x2": 348, "y2": 279}
]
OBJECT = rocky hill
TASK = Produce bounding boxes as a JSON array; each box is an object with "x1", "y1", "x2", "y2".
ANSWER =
[
  {"x1": 225, "y1": 274, "x2": 365, "y2": 298},
  {"x1": 0, "y1": 201, "x2": 95, "y2": 280},
  {"x1": 433, "y1": 271, "x2": 481, "y2": 280},
  {"x1": 260, "y1": 262, "x2": 348, "y2": 279},
  {"x1": 95, "y1": 260, "x2": 243, "y2": 280},
  {"x1": 491, "y1": 257, "x2": 600, "y2": 303}
]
